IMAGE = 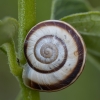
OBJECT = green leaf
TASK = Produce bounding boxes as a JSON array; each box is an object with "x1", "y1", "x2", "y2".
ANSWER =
[
  {"x1": 51, "y1": 0, "x2": 92, "y2": 19},
  {"x1": 0, "y1": 17, "x2": 18, "y2": 45},
  {"x1": 61, "y1": 11, "x2": 100, "y2": 70},
  {"x1": 87, "y1": 53, "x2": 100, "y2": 71},
  {"x1": 0, "y1": 41, "x2": 22, "y2": 76}
]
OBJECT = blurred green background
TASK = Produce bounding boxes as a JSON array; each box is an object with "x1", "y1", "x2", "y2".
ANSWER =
[{"x1": 0, "y1": 0, "x2": 100, "y2": 100}]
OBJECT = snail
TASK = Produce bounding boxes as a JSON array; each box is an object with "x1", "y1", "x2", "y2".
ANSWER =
[{"x1": 22, "y1": 20, "x2": 86, "y2": 92}]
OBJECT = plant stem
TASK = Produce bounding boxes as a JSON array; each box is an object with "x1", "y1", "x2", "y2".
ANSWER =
[
  {"x1": 18, "y1": 0, "x2": 36, "y2": 64},
  {"x1": 18, "y1": 0, "x2": 40, "y2": 100},
  {"x1": 17, "y1": 77, "x2": 40, "y2": 100}
]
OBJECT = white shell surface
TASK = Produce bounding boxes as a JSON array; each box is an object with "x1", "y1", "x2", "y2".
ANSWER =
[
  {"x1": 23, "y1": 20, "x2": 86, "y2": 91},
  {"x1": 26, "y1": 25, "x2": 78, "y2": 72}
]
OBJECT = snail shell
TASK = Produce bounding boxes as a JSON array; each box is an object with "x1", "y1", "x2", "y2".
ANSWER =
[{"x1": 23, "y1": 20, "x2": 86, "y2": 92}]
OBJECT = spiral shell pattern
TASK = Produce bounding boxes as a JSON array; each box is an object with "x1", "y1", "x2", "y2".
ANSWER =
[{"x1": 23, "y1": 20, "x2": 86, "y2": 91}]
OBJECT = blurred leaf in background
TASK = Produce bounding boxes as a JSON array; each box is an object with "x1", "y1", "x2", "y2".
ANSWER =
[
  {"x1": 51, "y1": 0, "x2": 92, "y2": 19},
  {"x1": 0, "y1": 17, "x2": 18, "y2": 45},
  {"x1": 0, "y1": 1, "x2": 19, "y2": 100}
]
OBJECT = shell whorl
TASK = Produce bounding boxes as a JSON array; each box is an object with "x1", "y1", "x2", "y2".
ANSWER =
[{"x1": 23, "y1": 20, "x2": 86, "y2": 92}]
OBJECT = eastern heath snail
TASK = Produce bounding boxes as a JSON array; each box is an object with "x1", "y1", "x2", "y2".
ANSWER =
[{"x1": 22, "y1": 20, "x2": 86, "y2": 92}]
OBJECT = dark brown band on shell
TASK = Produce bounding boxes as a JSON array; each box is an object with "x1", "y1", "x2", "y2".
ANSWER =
[{"x1": 24, "y1": 21, "x2": 85, "y2": 91}]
